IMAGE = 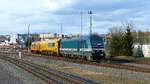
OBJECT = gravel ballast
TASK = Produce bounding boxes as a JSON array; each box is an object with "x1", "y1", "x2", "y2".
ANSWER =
[
  {"x1": 0, "y1": 58, "x2": 46, "y2": 84},
  {"x1": 26, "y1": 56, "x2": 150, "y2": 84},
  {"x1": 4, "y1": 53, "x2": 150, "y2": 84}
]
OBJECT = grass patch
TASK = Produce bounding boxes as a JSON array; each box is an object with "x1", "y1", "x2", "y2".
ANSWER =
[{"x1": 113, "y1": 56, "x2": 134, "y2": 59}]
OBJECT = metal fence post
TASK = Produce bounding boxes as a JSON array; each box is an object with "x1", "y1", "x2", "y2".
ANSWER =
[{"x1": 19, "y1": 51, "x2": 22, "y2": 59}]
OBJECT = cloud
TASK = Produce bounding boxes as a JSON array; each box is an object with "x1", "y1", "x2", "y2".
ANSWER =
[
  {"x1": 0, "y1": 0, "x2": 150, "y2": 35},
  {"x1": 0, "y1": 0, "x2": 76, "y2": 34},
  {"x1": 42, "y1": 0, "x2": 76, "y2": 12}
]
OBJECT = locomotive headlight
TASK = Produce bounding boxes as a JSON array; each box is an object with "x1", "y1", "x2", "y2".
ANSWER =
[
  {"x1": 92, "y1": 51, "x2": 95, "y2": 53},
  {"x1": 97, "y1": 43, "x2": 102, "y2": 46}
]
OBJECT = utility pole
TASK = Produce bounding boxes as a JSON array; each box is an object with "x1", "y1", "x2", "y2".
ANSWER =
[
  {"x1": 88, "y1": 10, "x2": 93, "y2": 35},
  {"x1": 80, "y1": 11, "x2": 83, "y2": 37},
  {"x1": 61, "y1": 23, "x2": 62, "y2": 38},
  {"x1": 27, "y1": 24, "x2": 30, "y2": 53}
]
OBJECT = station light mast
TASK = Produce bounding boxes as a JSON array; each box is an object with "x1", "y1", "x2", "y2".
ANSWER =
[{"x1": 88, "y1": 10, "x2": 93, "y2": 35}]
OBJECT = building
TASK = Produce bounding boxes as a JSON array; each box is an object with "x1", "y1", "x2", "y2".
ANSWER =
[
  {"x1": 9, "y1": 35, "x2": 17, "y2": 45},
  {"x1": 17, "y1": 34, "x2": 29, "y2": 48},
  {"x1": 0, "y1": 35, "x2": 10, "y2": 45}
]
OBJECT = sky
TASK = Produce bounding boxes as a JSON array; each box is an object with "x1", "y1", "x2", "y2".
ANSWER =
[{"x1": 0, "y1": 0, "x2": 150, "y2": 35}]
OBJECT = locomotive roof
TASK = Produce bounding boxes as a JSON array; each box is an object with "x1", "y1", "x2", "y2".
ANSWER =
[
  {"x1": 61, "y1": 35, "x2": 88, "y2": 40},
  {"x1": 61, "y1": 34, "x2": 102, "y2": 42}
]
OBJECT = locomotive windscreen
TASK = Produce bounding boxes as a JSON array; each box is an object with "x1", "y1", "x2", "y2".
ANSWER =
[{"x1": 90, "y1": 34, "x2": 104, "y2": 49}]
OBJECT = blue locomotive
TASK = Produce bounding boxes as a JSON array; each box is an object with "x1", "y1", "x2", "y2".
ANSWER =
[{"x1": 60, "y1": 34, "x2": 105, "y2": 60}]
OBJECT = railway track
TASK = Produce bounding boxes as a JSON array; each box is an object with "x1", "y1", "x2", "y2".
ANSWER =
[
  {"x1": 22, "y1": 52, "x2": 150, "y2": 73},
  {"x1": 0, "y1": 52, "x2": 99, "y2": 84},
  {"x1": 1, "y1": 49, "x2": 150, "y2": 73}
]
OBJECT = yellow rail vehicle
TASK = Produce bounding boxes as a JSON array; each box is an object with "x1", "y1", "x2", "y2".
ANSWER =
[
  {"x1": 31, "y1": 42, "x2": 41, "y2": 52},
  {"x1": 31, "y1": 39, "x2": 59, "y2": 55}
]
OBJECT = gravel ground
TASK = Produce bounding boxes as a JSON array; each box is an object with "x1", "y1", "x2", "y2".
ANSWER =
[
  {"x1": 5, "y1": 53, "x2": 150, "y2": 84},
  {"x1": 24, "y1": 56, "x2": 150, "y2": 84},
  {"x1": 123, "y1": 63, "x2": 150, "y2": 68},
  {"x1": 56, "y1": 62, "x2": 150, "y2": 80},
  {"x1": 0, "y1": 58, "x2": 47, "y2": 84}
]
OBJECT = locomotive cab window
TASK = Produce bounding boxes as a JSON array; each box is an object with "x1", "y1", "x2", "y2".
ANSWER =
[{"x1": 48, "y1": 43, "x2": 55, "y2": 48}]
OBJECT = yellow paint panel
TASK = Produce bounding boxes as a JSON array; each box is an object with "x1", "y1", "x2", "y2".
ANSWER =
[{"x1": 31, "y1": 39, "x2": 60, "y2": 54}]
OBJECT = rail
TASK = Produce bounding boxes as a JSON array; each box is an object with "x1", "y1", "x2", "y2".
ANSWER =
[{"x1": 0, "y1": 51, "x2": 99, "y2": 84}]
